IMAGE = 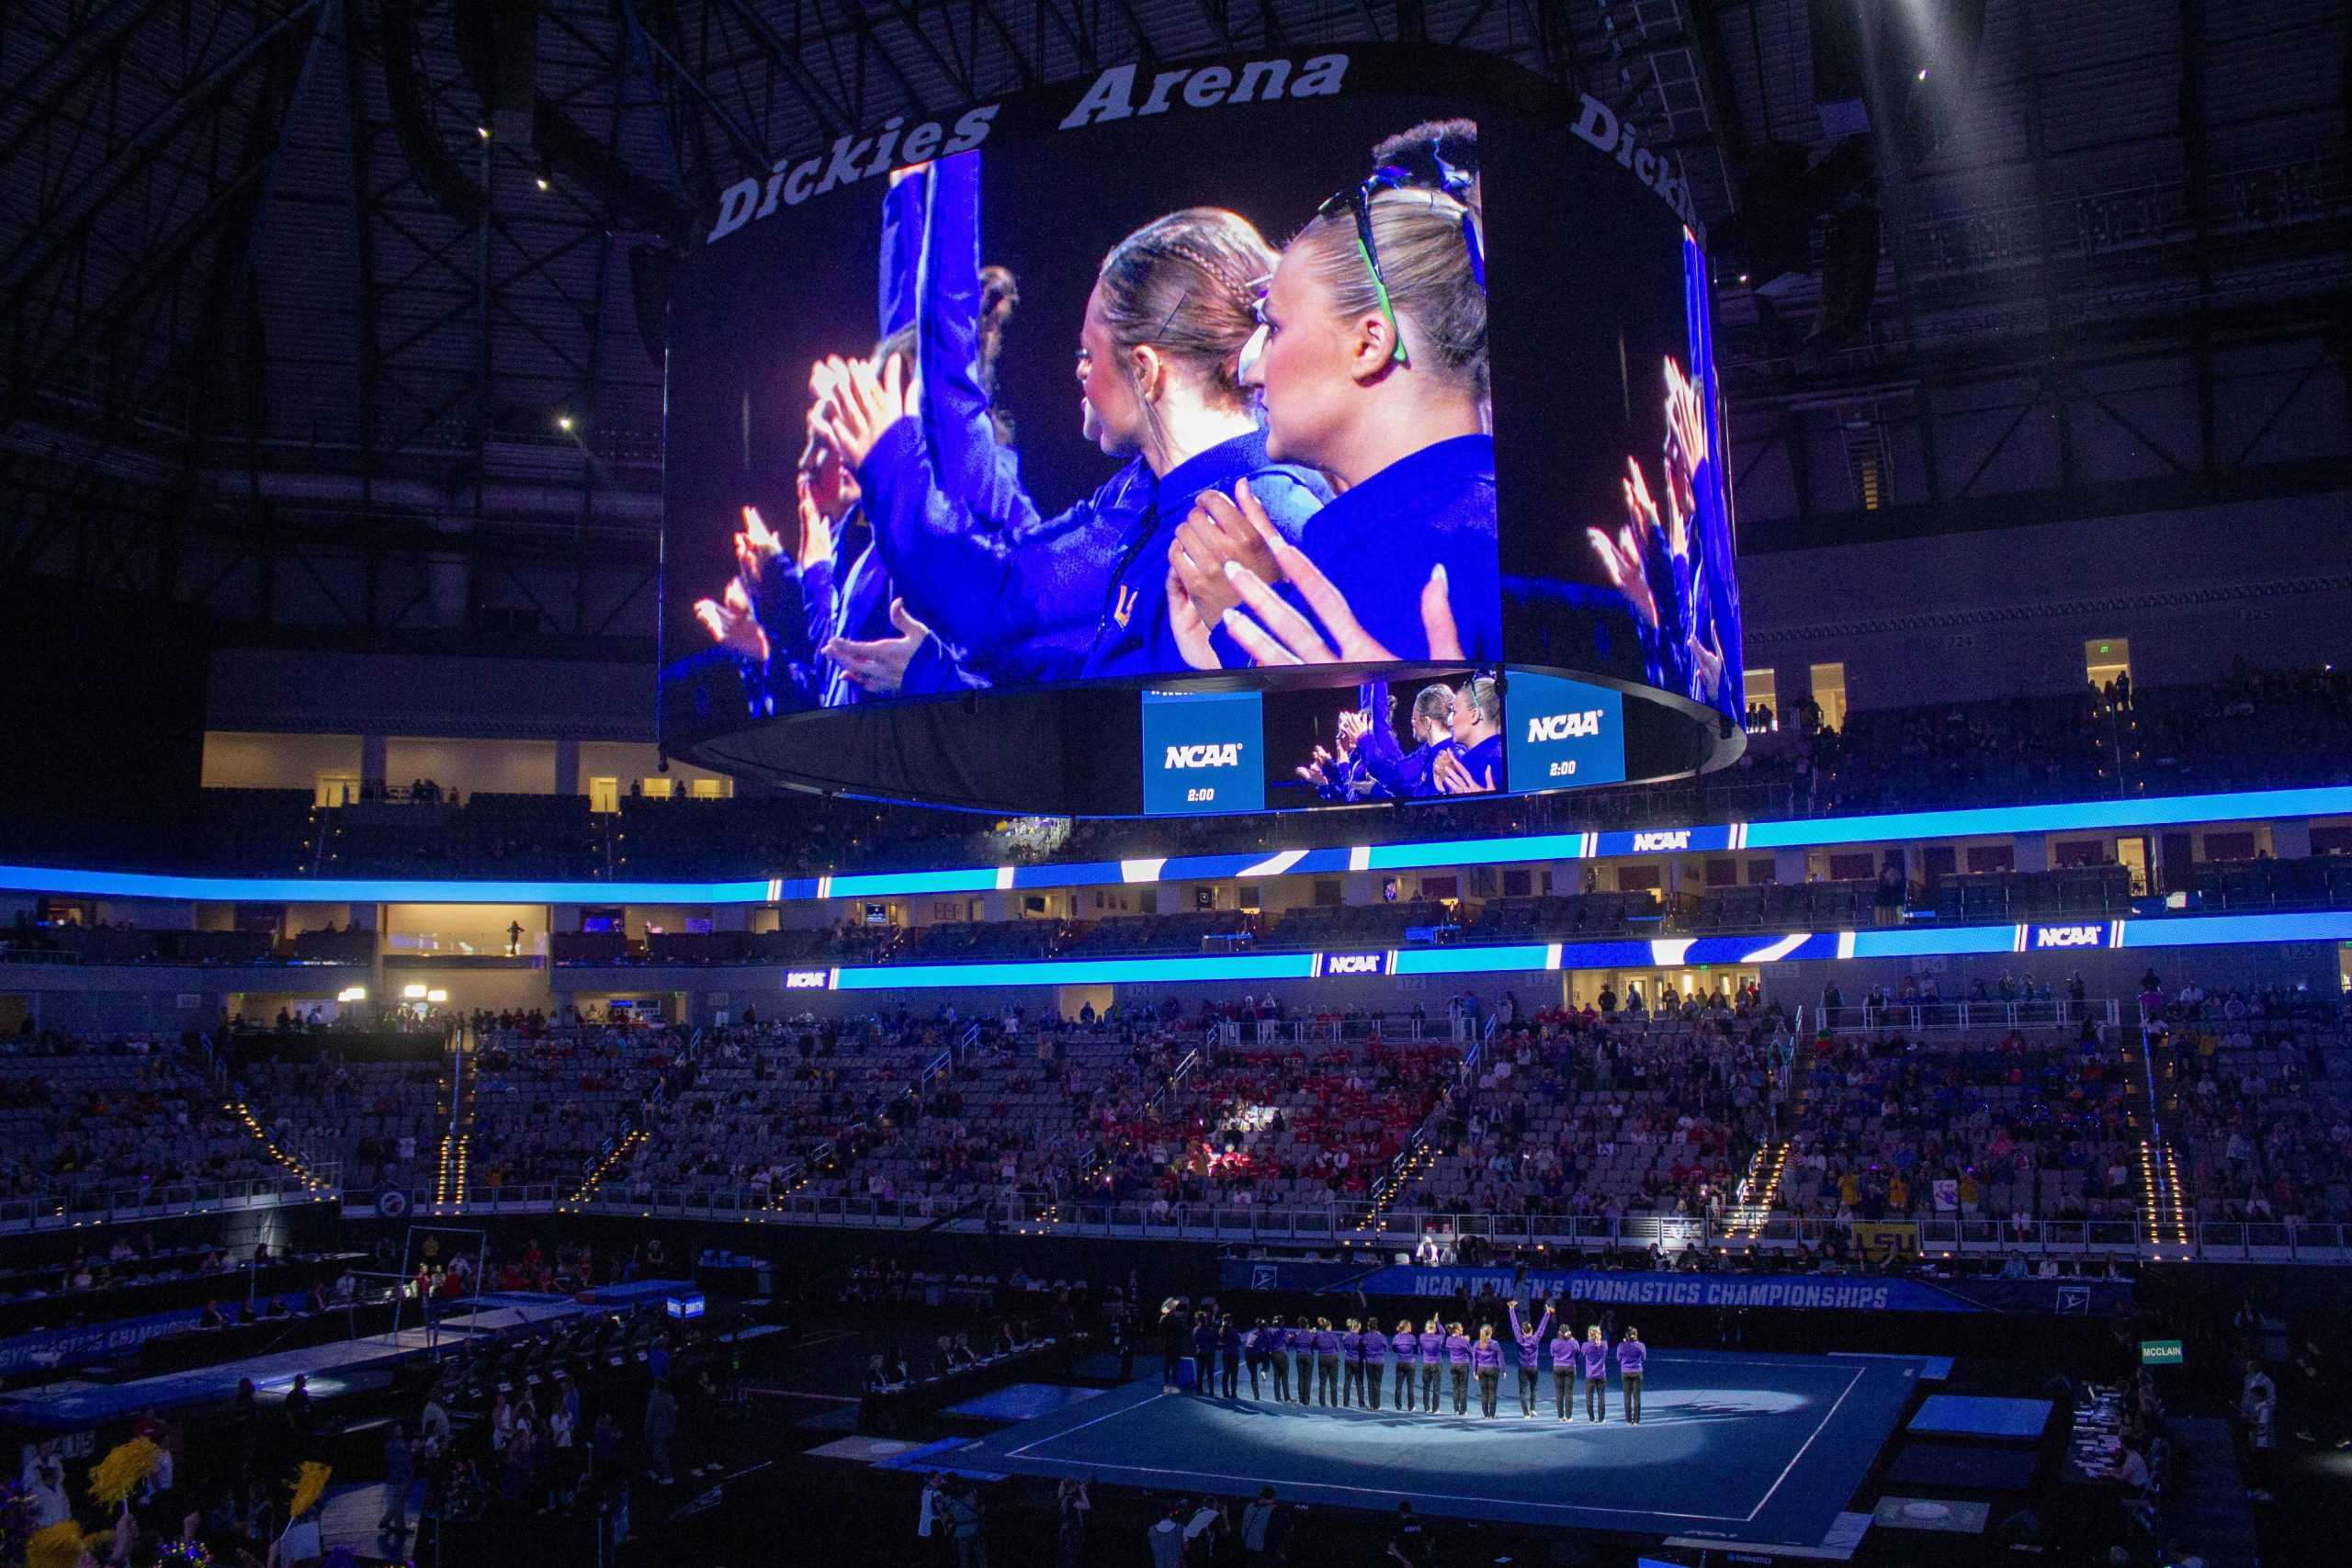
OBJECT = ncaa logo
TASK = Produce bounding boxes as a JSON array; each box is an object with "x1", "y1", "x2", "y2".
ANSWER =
[
  {"x1": 1632, "y1": 830, "x2": 1691, "y2": 852},
  {"x1": 1325, "y1": 953, "x2": 1385, "y2": 976},
  {"x1": 1526, "y1": 709, "x2": 1603, "y2": 742},
  {"x1": 1165, "y1": 743, "x2": 1242, "y2": 769},
  {"x1": 2034, "y1": 925, "x2": 2103, "y2": 949}
]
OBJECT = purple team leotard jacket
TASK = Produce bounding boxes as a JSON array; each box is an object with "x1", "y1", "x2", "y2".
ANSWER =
[
  {"x1": 1470, "y1": 1338, "x2": 1503, "y2": 1373},
  {"x1": 1363, "y1": 1329, "x2": 1388, "y2": 1367},
  {"x1": 1392, "y1": 1328, "x2": 1419, "y2": 1362},
  {"x1": 1617, "y1": 1338, "x2": 1646, "y2": 1376},
  {"x1": 1507, "y1": 1303, "x2": 1554, "y2": 1370},
  {"x1": 1577, "y1": 1339, "x2": 1608, "y2": 1380},
  {"x1": 1445, "y1": 1332, "x2": 1473, "y2": 1365}
]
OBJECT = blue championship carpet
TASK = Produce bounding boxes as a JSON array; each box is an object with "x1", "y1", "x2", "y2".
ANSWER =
[{"x1": 952, "y1": 1349, "x2": 1926, "y2": 1548}]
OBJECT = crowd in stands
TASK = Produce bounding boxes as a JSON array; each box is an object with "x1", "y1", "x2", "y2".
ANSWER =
[
  {"x1": 0, "y1": 1033, "x2": 288, "y2": 1202},
  {"x1": 2153, "y1": 981, "x2": 2352, "y2": 1225},
  {"x1": 149, "y1": 662, "x2": 2352, "y2": 884}
]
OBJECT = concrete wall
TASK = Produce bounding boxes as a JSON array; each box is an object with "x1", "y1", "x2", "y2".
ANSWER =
[
  {"x1": 1739, "y1": 493, "x2": 2352, "y2": 712},
  {"x1": 200, "y1": 731, "x2": 363, "y2": 791},
  {"x1": 383, "y1": 737, "x2": 559, "y2": 796}
]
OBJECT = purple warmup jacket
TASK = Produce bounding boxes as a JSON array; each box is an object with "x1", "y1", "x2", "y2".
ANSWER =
[
  {"x1": 1392, "y1": 1329, "x2": 1419, "y2": 1362},
  {"x1": 1419, "y1": 1333, "x2": 1445, "y2": 1366},
  {"x1": 1445, "y1": 1333, "x2": 1473, "y2": 1365},
  {"x1": 1314, "y1": 1328, "x2": 1341, "y2": 1358},
  {"x1": 1617, "y1": 1338, "x2": 1647, "y2": 1376},
  {"x1": 1547, "y1": 1336, "x2": 1578, "y2": 1371},
  {"x1": 1577, "y1": 1339, "x2": 1608, "y2": 1379},
  {"x1": 1508, "y1": 1304, "x2": 1554, "y2": 1370},
  {"x1": 1363, "y1": 1330, "x2": 1388, "y2": 1365},
  {"x1": 1340, "y1": 1329, "x2": 1363, "y2": 1363},
  {"x1": 1470, "y1": 1338, "x2": 1504, "y2": 1373}
]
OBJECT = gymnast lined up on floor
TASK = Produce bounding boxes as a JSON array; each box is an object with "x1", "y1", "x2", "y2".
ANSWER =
[{"x1": 1215, "y1": 1295, "x2": 1648, "y2": 1423}]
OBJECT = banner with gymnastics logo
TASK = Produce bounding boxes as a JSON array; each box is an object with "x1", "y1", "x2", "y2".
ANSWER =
[{"x1": 1219, "y1": 1260, "x2": 2133, "y2": 1316}]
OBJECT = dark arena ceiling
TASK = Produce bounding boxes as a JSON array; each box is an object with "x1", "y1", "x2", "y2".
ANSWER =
[{"x1": 0, "y1": 0, "x2": 2344, "y2": 653}]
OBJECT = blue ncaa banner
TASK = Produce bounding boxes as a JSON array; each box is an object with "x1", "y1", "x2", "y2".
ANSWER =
[
  {"x1": 1504, "y1": 671, "x2": 1626, "y2": 790},
  {"x1": 1141, "y1": 690, "x2": 1265, "y2": 816}
]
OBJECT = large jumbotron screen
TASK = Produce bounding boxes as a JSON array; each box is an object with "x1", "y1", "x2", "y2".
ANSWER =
[{"x1": 660, "y1": 45, "x2": 1742, "y2": 815}]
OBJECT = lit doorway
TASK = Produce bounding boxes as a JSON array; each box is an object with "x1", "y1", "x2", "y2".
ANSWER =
[
  {"x1": 2086, "y1": 637, "x2": 2131, "y2": 695},
  {"x1": 1808, "y1": 663, "x2": 1849, "y2": 732},
  {"x1": 2116, "y1": 835, "x2": 2151, "y2": 897}
]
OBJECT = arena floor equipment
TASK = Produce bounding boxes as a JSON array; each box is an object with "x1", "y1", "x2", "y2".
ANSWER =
[{"x1": 949, "y1": 1349, "x2": 1926, "y2": 1547}]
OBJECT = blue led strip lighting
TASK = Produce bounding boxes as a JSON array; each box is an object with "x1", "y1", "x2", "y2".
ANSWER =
[
  {"x1": 802, "y1": 910, "x2": 2352, "y2": 989},
  {"x1": 1740, "y1": 785, "x2": 2352, "y2": 850},
  {"x1": 830, "y1": 953, "x2": 1317, "y2": 990},
  {"x1": 2117, "y1": 910, "x2": 2352, "y2": 949},
  {"x1": 4, "y1": 785, "x2": 2348, "y2": 907},
  {"x1": 1365, "y1": 834, "x2": 1590, "y2": 872},
  {"x1": 0, "y1": 866, "x2": 777, "y2": 906}
]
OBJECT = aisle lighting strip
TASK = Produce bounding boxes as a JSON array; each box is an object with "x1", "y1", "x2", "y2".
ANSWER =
[{"x1": 1, "y1": 784, "x2": 2346, "y2": 906}]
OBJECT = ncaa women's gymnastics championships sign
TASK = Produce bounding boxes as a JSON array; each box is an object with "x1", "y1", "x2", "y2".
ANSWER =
[
  {"x1": 1221, "y1": 1261, "x2": 2133, "y2": 1316},
  {"x1": 660, "y1": 44, "x2": 1745, "y2": 816}
]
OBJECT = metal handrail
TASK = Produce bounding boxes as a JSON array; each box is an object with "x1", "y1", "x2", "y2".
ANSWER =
[{"x1": 0, "y1": 1175, "x2": 335, "y2": 1234}]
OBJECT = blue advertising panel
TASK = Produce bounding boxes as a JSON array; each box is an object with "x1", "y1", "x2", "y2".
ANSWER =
[
  {"x1": 1505, "y1": 671, "x2": 1626, "y2": 790},
  {"x1": 1140, "y1": 690, "x2": 1265, "y2": 816}
]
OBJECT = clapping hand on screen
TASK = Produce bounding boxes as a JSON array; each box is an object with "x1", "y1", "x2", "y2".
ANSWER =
[
  {"x1": 822, "y1": 597, "x2": 933, "y2": 695},
  {"x1": 1170, "y1": 479, "x2": 1286, "y2": 626},
  {"x1": 800, "y1": 368, "x2": 860, "y2": 525},
  {"x1": 1214, "y1": 500, "x2": 1463, "y2": 667},
  {"x1": 1587, "y1": 457, "x2": 1679, "y2": 631},
  {"x1": 1693, "y1": 615, "x2": 1731, "y2": 700},
  {"x1": 1166, "y1": 569, "x2": 1218, "y2": 671},
  {"x1": 811, "y1": 353, "x2": 916, "y2": 472},
  {"x1": 1662, "y1": 355, "x2": 1706, "y2": 528},
  {"x1": 694, "y1": 577, "x2": 769, "y2": 663},
  {"x1": 1295, "y1": 745, "x2": 1336, "y2": 789},
  {"x1": 1335, "y1": 708, "x2": 1371, "y2": 755},
  {"x1": 1431, "y1": 747, "x2": 1496, "y2": 795},
  {"x1": 793, "y1": 479, "x2": 834, "y2": 575},
  {"x1": 732, "y1": 504, "x2": 785, "y2": 589}
]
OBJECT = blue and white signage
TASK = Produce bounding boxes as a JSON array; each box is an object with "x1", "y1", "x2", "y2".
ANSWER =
[
  {"x1": 1312, "y1": 951, "x2": 1394, "y2": 978},
  {"x1": 1504, "y1": 671, "x2": 1626, "y2": 790},
  {"x1": 2018, "y1": 920, "x2": 2121, "y2": 952},
  {"x1": 1141, "y1": 690, "x2": 1265, "y2": 816}
]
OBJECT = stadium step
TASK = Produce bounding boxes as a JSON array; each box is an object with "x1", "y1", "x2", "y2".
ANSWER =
[
  {"x1": 2138, "y1": 1139, "x2": 2192, "y2": 1251},
  {"x1": 1729, "y1": 1143, "x2": 1790, "y2": 1237}
]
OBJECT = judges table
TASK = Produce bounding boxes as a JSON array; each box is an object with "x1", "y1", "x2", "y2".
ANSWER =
[{"x1": 860, "y1": 1336, "x2": 1078, "y2": 1434}]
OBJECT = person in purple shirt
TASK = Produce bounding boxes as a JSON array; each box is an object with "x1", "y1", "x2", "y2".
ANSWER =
[
  {"x1": 1264, "y1": 1321, "x2": 1290, "y2": 1404},
  {"x1": 1506, "y1": 1297, "x2": 1554, "y2": 1417},
  {"x1": 1419, "y1": 1317, "x2": 1445, "y2": 1415},
  {"x1": 1579, "y1": 1326, "x2": 1610, "y2": 1422},
  {"x1": 1193, "y1": 1316, "x2": 1219, "y2": 1397},
  {"x1": 1389, "y1": 1320, "x2": 1419, "y2": 1412},
  {"x1": 1444, "y1": 1322, "x2": 1473, "y2": 1415},
  {"x1": 1616, "y1": 1326, "x2": 1646, "y2": 1423},
  {"x1": 1547, "y1": 1320, "x2": 1579, "y2": 1421},
  {"x1": 1291, "y1": 1316, "x2": 1315, "y2": 1407},
  {"x1": 1243, "y1": 1320, "x2": 1271, "y2": 1401},
  {"x1": 1471, "y1": 1325, "x2": 1505, "y2": 1417},
  {"x1": 1361, "y1": 1323, "x2": 1389, "y2": 1411},
  {"x1": 1314, "y1": 1318, "x2": 1341, "y2": 1406},
  {"x1": 1218, "y1": 1315, "x2": 1244, "y2": 1398},
  {"x1": 1340, "y1": 1319, "x2": 1366, "y2": 1407}
]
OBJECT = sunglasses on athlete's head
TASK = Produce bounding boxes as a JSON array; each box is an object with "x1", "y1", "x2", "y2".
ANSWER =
[
  {"x1": 1316, "y1": 171, "x2": 1415, "y2": 367},
  {"x1": 1314, "y1": 139, "x2": 1488, "y2": 369}
]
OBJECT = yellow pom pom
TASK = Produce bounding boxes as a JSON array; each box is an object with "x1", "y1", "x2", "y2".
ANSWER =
[
  {"x1": 87, "y1": 1435, "x2": 161, "y2": 1507},
  {"x1": 28, "y1": 1521, "x2": 95, "y2": 1568},
  {"x1": 286, "y1": 1460, "x2": 333, "y2": 1520}
]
